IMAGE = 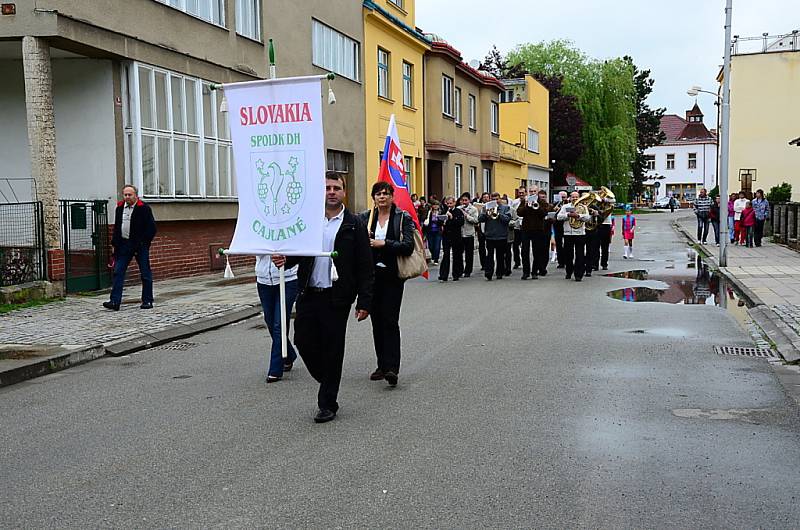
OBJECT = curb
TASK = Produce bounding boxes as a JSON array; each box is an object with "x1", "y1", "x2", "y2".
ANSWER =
[
  {"x1": 0, "y1": 305, "x2": 262, "y2": 388},
  {"x1": 672, "y1": 219, "x2": 800, "y2": 364}
]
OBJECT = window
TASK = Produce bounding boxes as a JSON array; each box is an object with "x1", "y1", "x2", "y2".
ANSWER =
[
  {"x1": 645, "y1": 154, "x2": 656, "y2": 170},
  {"x1": 483, "y1": 168, "x2": 491, "y2": 192},
  {"x1": 454, "y1": 87, "x2": 462, "y2": 125},
  {"x1": 527, "y1": 128, "x2": 540, "y2": 153},
  {"x1": 402, "y1": 61, "x2": 413, "y2": 107},
  {"x1": 388, "y1": 0, "x2": 404, "y2": 9},
  {"x1": 500, "y1": 89, "x2": 514, "y2": 103},
  {"x1": 123, "y1": 62, "x2": 233, "y2": 199},
  {"x1": 155, "y1": 0, "x2": 224, "y2": 26},
  {"x1": 312, "y1": 20, "x2": 360, "y2": 82},
  {"x1": 442, "y1": 75, "x2": 453, "y2": 116},
  {"x1": 468, "y1": 94, "x2": 476, "y2": 129},
  {"x1": 404, "y1": 156, "x2": 413, "y2": 189},
  {"x1": 490, "y1": 102, "x2": 499, "y2": 134},
  {"x1": 666, "y1": 153, "x2": 675, "y2": 170},
  {"x1": 454, "y1": 164, "x2": 463, "y2": 196},
  {"x1": 327, "y1": 150, "x2": 352, "y2": 174},
  {"x1": 469, "y1": 166, "x2": 477, "y2": 197},
  {"x1": 688, "y1": 152, "x2": 697, "y2": 169},
  {"x1": 235, "y1": 0, "x2": 260, "y2": 40},
  {"x1": 377, "y1": 48, "x2": 390, "y2": 98}
]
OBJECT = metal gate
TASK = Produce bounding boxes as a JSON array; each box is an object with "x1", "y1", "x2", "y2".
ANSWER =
[
  {"x1": 60, "y1": 200, "x2": 110, "y2": 293},
  {"x1": 0, "y1": 201, "x2": 47, "y2": 286}
]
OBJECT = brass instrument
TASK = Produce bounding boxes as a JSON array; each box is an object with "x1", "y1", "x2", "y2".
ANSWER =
[
  {"x1": 568, "y1": 193, "x2": 594, "y2": 229},
  {"x1": 584, "y1": 186, "x2": 616, "y2": 231}
]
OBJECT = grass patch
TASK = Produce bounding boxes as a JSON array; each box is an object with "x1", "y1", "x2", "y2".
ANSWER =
[{"x1": 0, "y1": 297, "x2": 61, "y2": 314}]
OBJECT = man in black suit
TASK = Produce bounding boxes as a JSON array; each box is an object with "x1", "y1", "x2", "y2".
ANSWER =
[
  {"x1": 104, "y1": 185, "x2": 157, "y2": 311},
  {"x1": 273, "y1": 173, "x2": 373, "y2": 423}
]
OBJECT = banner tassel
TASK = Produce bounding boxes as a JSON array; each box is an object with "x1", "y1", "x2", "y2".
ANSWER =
[{"x1": 224, "y1": 256, "x2": 235, "y2": 279}]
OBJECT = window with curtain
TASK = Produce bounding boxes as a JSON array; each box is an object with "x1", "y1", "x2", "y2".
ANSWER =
[
  {"x1": 378, "y1": 48, "x2": 390, "y2": 98},
  {"x1": 155, "y1": 0, "x2": 224, "y2": 26},
  {"x1": 312, "y1": 19, "x2": 360, "y2": 82},
  {"x1": 235, "y1": 0, "x2": 261, "y2": 41}
]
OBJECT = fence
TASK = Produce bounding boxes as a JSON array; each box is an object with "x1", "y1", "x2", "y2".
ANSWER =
[
  {"x1": 60, "y1": 200, "x2": 110, "y2": 293},
  {"x1": 0, "y1": 202, "x2": 47, "y2": 287}
]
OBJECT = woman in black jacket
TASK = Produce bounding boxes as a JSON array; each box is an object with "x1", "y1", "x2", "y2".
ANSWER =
[{"x1": 362, "y1": 181, "x2": 415, "y2": 387}]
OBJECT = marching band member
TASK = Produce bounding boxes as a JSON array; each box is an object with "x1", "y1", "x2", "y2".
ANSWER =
[
  {"x1": 438, "y1": 196, "x2": 465, "y2": 282},
  {"x1": 478, "y1": 192, "x2": 511, "y2": 281},
  {"x1": 459, "y1": 192, "x2": 480, "y2": 278},
  {"x1": 553, "y1": 190, "x2": 568, "y2": 268},
  {"x1": 556, "y1": 191, "x2": 591, "y2": 282},
  {"x1": 510, "y1": 187, "x2": 527, "y2": 270},
  {"x1": 584, "y1": 205, "x2": 601, "y2": 277},
  {"x1": 504, "y1": 195, "x2": 519, "y2": 277},
  {"x1": 598, "y1": 211, "x2": 614, "y2": 270},
  {"x1": 517, "y1": 189, "x2": 549, "y2": 280},
  {"x1": 476, "y1": 192, "x2": 491, "y2": 271}
]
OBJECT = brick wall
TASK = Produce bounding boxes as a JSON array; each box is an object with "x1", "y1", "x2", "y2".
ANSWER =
[
  {"x1": 47, "y1": 248, "x2": 65, "y2": 281},
  {"x1": 114, "y1": 219, "x2": 255, "y2": 284}
]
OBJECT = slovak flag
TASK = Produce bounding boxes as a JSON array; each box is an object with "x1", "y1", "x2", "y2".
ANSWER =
[{"x1": 378, "y1": 115, "x2": 422, "y2": 233}]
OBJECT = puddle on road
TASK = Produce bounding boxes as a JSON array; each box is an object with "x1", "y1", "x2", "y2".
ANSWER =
[{"x1": 606, "y1": 255, "x2": 750, "y2": 324}]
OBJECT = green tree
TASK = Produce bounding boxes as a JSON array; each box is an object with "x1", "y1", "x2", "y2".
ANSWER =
[
  {"x1": 766, "y1": 182, "x2": 792, "y2": 203},
  {"x1": 507, "y1": 40, "x2": 638, "y2": 197}
]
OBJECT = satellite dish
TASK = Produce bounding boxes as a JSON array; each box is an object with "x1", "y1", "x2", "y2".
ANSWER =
[{"x1": 468, "y1": 59, "x2": 480, "y2": 69}]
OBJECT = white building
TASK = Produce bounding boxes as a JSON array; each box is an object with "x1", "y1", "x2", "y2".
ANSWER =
[{"x1": 644, "y1": 104, "x2": 718, "y2": 202}]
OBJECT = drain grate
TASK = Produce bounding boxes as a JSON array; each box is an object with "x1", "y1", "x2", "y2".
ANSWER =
[
  {"x1": 156, "y1": 341, "x2": 197, "y2": 351},
  {"x1": 714, "y1": 346, "x2": 777, "y2": 358}
]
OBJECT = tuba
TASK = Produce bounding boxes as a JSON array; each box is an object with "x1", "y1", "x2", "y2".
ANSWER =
[
  {"x1": 584, "y1": 186, "x2": 617, "y2": 231},
  {"x1": 568, "y1": 193, "x2": 595, "y2": 230}
]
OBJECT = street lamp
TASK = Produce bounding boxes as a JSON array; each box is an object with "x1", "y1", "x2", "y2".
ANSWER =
[{"x1": 686, "y1": 0, "x2": 732, "y2": 267}]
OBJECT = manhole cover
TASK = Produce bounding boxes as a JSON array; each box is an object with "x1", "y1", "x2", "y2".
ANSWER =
[
  {"x1": 156, "y1": 341, "x2": 196, "y2": 351},
  {"x1": 714, "y1": 346, "x2": 777, "y2": 358}
]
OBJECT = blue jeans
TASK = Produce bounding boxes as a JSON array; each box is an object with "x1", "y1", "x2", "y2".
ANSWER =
[
  {"x1": 727, "y1": 217, "x2": 735, "y2": 242},
  {"x1": 110, "y1": 239, "x2": 153, "y2": 305},
  {"x1": 257, "y1": 280, "x2": 298, "y2": 377},
  {"x1": 427, "y1": 231, "x2": 442, "y2": 262}
]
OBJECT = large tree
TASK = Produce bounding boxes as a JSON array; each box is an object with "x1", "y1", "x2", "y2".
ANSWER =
[
  {"x1": 507, "y1": 40, "x2": 638, "y2": 197},
  {"x1": 479, "y1": 46, "x2": 584, "y2": 184},
  {"x1": 624, "y1": 56, "x2": 666, "y2": 201}
]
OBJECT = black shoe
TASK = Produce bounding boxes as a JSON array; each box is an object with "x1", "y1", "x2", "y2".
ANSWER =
[
  {"x1": 521, "y1": 275, "x2": 529, "y2": 280},
  {"x1": 602, "y1": 266, "x2": 608, "y2": 270},
  {"x1": 531, "y1": 274, "x2": 538, "y2": 280},
  {"x1": 557, "y1": 264, "x2": 565, "y2": 269},
  {"x1": 585, "y1": 271, "x2": 592, "y2": 277},
  {"x1": 496, "y1": 275, "x2": 503, "y2": 280},
  {"x1": 452, "y1": 278, "x2": 460, "y2": 282},
  {"x1": 384, "y1": 371, "x2": 398, "y2": 387},
  {"x1": 370, "y1": 369, "x2": 385, "y2": 381},
  {"x1": 513, "y1": 264, "x2": 520, "y2": 269},
  {"x1": 463, "y1": 274, "x2": 471, "y2": 278},
  {"x1": 539, "y1": 270, "x2": 547, "y2": 277},
  {"x1": 103, "y1": 301, "x2": 120, "y2": 311},
  {"x1": 485, "y1": 276, "x2": 492, "y2": 281},
  {"x1": 565, "y1": 274, "x2": 572, "y2": 280},
  {"x1": 575, "y1": 277, "x2": 583, "y2": 282},
  {"x1": 266, "y1": 375, "x2": 281, "y2": 384},
  {"x1": 283, "y1": 361, "x2": 294, "y2": 372},
  {"x1": 314, "y1": 409, "x2": 336, "y2": 423},
  {"x1": 140, "y1": 302, "x2": 153, "y2": 309}
]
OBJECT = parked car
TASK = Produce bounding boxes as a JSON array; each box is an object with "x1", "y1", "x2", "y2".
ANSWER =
[{"x1": 653, "y1": 197, "x2": 673, "y2": 209}]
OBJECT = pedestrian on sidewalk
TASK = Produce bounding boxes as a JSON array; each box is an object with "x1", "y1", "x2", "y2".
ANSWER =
[
  {"x1": 423, "y1": 201, "x2": 442, "y2": 265},
  {"x1": 478, "y1": 192, "x2": 511, "y2": 280},
  {"x1": 458, "y1": 193, "x2": 480, "y2": 278},
  {"x1": 361, "y1": 181, "x2": 415, "y2": 387},
  {"x1": 621, "y1": 206, "x2": 636, "y2": 259},
  {"x1": 709, "y1": 195, "x2": 721, "y2": 246},
  {"x1": 733, "y1": 191, "x2": 748, "y2": 245},
  {"x1": 741, "y1": 200, "x2": 756, "y2": 248},
  {"x1": 727, "y1": 193, "x2": 737, "y2": 243},
  {"x1": 752, "y1": 189, "x2": 770, "y2": 247},
  {"x1": 273, "y1": 173, "x2": 373, "y2": 424},
  {"x1": 669, "y1": 196, "x2": 676, "y2": 213},
  {"x1": 104, "y1": 185, "x2": 157, "y2": 311},
  {"x1": 438, "y1": 196, "x2": 465, "y2": 282},
  {"x1": 255, "y1": 255, "x2": 299, "y2": 383},
  {"x1": 693, "y1": 188, "x2": 712, "y2": 244}
]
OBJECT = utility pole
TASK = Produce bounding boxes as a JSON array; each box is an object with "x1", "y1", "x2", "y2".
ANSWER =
[{"x1": 719, "y1": 0, "x2": 733, "y2": 267}]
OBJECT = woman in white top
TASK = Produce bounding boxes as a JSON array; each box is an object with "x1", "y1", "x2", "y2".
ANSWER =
[
  {"x1": 733, "y1": 191, "x2": 749, "y2": 245},
  {"x1": 255, "y1": 256, "x2": 299, "y2": 383}
]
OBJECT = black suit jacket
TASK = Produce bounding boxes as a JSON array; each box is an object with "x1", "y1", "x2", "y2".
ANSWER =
[
  {"x1": 287, "y1": 208, "x2": 374, "y2": 312},
  {"x1": 111, "y1": 200, "x2": 157, "y2": 247}
]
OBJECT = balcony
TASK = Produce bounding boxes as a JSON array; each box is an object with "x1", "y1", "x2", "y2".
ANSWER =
[
  {"x1": 499, "y1": 141, "x2": 527, "y2": 165},
  {"x1": 732, "y1": 31, "x2": 800, "y2": 56}
]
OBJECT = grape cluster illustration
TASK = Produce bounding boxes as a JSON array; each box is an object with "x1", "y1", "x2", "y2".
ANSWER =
[{"x1": 285, "y1": 156, "x2": 303, "y2": 205}]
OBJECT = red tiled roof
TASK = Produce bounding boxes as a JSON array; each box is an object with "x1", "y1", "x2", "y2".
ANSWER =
[
  {"x1": 660, "y1": 115, "x2": 688, "y2": 142},
  {"x1": 659, "y1": 114, "x2": 716, "y2": 145}
]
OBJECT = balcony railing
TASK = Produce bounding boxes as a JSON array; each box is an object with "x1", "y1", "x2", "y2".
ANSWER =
[
  {"x1": 732, "y1": 31, "x2": 800, "y2": 56},
  {"x1": 499, "y1": 141, "x2": 527, "y2": 165}
]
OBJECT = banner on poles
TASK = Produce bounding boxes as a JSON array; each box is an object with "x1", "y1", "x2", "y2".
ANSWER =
[{"x1": 224, "y1": 77, "x2": 325, "y2": 255}]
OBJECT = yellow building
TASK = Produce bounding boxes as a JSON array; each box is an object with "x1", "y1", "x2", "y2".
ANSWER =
[
  {"x1": 495, "y1": 75, "x2": 551, "y2": 197},
  {"x1": 362, "y1": 0, "x2": 429, "y2": 205},
  {"x1": 723, "y1": 32, "x2": 800, "y2": 200}
]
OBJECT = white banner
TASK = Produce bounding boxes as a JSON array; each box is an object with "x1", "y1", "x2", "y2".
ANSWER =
[{"x1": 225, "y1": 77, "x2": 325, "y2": 255}]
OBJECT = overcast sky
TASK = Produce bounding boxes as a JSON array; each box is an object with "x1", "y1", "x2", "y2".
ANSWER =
[{"x1": 416, "y1": 0, "x2": 800, "y2": 119}]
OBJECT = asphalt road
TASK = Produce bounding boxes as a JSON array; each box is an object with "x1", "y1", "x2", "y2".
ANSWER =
[{"x1": 2, "y1": 212, "x2": 799, "y2": 529}]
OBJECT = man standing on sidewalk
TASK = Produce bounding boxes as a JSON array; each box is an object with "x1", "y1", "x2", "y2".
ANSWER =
[
  {"x1": 693, "y1": 188, "x2": 712, "y2": 244},
  {"x1": 104, "y1": 185, "x2": 157, "y2": 311},
  {"x1": 273, "y1": 173, "x2": 373, "y2": 424}
]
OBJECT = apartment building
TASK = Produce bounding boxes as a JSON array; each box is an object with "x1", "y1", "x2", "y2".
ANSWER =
[
  {"x1": 362, "y1": 0, "x2": 429, "y2": 201},
  {"x1": 0, "y1": 0, "x2": 363, "y2": 288},
  {"x1": 423, "y1": 35, "x2": 503, "y2": 200}
]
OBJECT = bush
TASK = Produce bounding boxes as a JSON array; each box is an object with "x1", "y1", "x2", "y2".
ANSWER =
[{"x1": 766, "y1": 182, "x2": 792, "y2": 203}]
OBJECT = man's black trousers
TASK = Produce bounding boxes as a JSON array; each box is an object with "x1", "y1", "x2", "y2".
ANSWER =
[
  {"x1": 521, "y1": 231, "x2": 550, "y2": 277},
  {"x1": 563, "y1": 234, "x2": 586, "y2": 280},
  {"x1": 484, "y1": 239, "x2": 506, "y2": 279},
  {"x1": 294, "y1": 291, "x2": 350, "y2": 412},
  {"x1": 585, "y1": 229, "x2": 600, "y2": 274},
  {"x1": 598, "y1": 224, "x2": 612, "y2": 269}
]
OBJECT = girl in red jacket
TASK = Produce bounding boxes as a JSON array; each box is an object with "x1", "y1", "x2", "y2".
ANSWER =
[{"x1": 740, "y1": 200, "x2": 756, "y2": 248}]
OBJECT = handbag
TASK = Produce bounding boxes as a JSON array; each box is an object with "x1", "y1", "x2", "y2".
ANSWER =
[{"x1": 397, "y1": 225, "x2": 427, "y2": 280}]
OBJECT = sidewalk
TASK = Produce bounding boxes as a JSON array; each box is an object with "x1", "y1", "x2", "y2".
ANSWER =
[
  {"x1": 675, "y1": 214, "x2": 800, "y2": 362},
  {"x1": 0, "y1": 269, "x2": 261, "y2": 387}
]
